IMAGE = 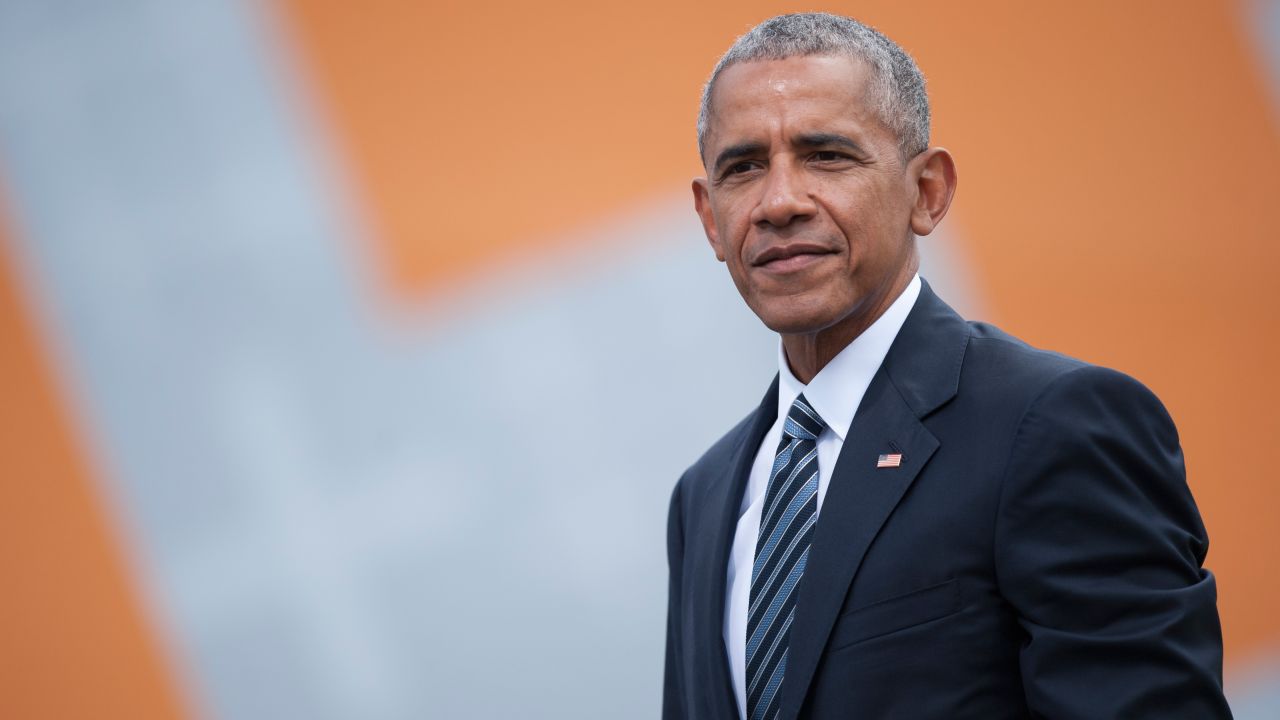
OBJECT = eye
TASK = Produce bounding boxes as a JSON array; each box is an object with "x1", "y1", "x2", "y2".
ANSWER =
[
  {"x1": 812, "y1": 150, "x2": 847, "y2": 162},
  {"x1": 717, "y1": 160, "x2": 762, "y2": 183}
]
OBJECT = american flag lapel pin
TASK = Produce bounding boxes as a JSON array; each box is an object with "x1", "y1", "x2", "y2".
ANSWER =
[{"x1": 876, "y1": 452, "x2": 903, "y2": 469}]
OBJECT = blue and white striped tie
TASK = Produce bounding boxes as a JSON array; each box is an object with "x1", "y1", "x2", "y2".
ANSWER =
[{"x1": 746, "y1": 394, "x2": 826, "y2": 720}]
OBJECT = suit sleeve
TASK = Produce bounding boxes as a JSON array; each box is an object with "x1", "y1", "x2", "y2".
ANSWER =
[
  {"x1": 994, "y1": 366, "x2": 1231, "y2": 719},
  {"x1": 663, "y1": 477, "x2": 688, "y2": 720}
]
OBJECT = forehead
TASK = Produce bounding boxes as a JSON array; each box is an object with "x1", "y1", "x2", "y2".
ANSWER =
[{"x1": 705, "y1": 55, "x2": 880, "y2": 147}]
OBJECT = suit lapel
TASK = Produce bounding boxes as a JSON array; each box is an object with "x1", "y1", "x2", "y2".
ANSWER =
[
  {"x1": 693, "y1": 377, "x2": 778, "y2": 720},
  {"x1": 777, "y1": 281, "x2": 970, "y2": 719}
]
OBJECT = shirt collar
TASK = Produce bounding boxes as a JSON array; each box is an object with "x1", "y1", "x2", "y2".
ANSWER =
[{"x1": 776, "y1": 273, "x2": 922, "y2": 441}]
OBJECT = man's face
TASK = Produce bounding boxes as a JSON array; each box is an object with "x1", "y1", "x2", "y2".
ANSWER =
[{"x1": 694, "y1": 55, "x2": 920, "y2": 337}]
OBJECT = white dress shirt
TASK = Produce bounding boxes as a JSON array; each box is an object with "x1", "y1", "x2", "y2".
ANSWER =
[{"x1": 723, "y1": 274, "x2": 921, "y2": 717}]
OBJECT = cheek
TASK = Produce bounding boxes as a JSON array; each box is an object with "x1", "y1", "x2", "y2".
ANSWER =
[
  {"x1": 829, "y1": 188, "x2": 906, "y2": 241},
  {"x1": 723, "y1": 194, "x2": 754, "y2": 228},
  {"x1": 715, "y1": 201, "x2": 755, "y2": 255}
]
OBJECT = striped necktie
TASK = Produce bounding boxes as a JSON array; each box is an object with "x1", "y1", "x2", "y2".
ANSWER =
[{"x1": 746, "y1": 394, "x2": 826, "y2": 720}]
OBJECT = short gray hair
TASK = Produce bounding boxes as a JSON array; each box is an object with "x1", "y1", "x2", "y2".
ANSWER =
[{"x1": 696, "y1": 13, "x2": 930, "y2": 161}]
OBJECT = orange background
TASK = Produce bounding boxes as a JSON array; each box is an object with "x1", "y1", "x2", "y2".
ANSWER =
[{"x1": 287, "y1": 0, "x2": 1279, "y2": 662}]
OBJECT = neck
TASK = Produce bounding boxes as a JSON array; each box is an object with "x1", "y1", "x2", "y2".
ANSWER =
[{"x1": 781, "y1": 261, "x2": 916, "y2": 384}]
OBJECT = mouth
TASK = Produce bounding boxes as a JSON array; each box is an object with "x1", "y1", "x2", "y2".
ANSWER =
[{"x1": 752, "y1": 242, "x2": 836, "y2": 273}]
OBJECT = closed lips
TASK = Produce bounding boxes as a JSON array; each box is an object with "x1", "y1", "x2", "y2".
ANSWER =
[{"x1": 753, "y1": 243, "x2": 835, "y2": 267}]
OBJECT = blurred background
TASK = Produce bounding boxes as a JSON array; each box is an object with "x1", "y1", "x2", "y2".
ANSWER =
[{"x1": 1, "y1": 1, "x2": 1277, "y2": 718}]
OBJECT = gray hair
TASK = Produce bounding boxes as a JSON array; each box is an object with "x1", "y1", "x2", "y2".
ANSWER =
[{"x1": 696, "y1": 13, "x2": 930, "y2": 161}]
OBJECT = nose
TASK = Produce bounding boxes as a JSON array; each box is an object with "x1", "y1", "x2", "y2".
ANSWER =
[{"x1": 750, "y1": 161, "x2": 817, "y2": 228}]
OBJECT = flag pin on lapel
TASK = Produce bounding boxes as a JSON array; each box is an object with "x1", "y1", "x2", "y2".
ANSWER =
[{"x1": 876, "y1": 453, "x2": 903, "y2": 469}]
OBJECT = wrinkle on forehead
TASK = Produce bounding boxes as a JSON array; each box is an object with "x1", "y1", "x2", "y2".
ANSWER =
[
  {"x1": 702, "y1": 55, "x2": 886, "y2": 159},
  {"x1": 736, "y1": 56, "x2": 871, "y2": 105}
]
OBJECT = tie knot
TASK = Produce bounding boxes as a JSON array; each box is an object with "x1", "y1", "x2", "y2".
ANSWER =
[{"x1": 783, "y1": 394, "x2": 826, "y2": 441}]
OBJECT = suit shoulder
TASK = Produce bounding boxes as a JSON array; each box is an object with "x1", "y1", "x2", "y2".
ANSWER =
[
  {"x1": 961, "y1": 321, "x2": 1171, "y2": 423},
  {"x1": 966, "y1": 321, "x2": 1085, "y2": 377}
]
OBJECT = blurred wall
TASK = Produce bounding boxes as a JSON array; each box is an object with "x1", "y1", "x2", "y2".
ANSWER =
[{"x1": 0, "y1": 1, "x2": 1276, "y2": 717}]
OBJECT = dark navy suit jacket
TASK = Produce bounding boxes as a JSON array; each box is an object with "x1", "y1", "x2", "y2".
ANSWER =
[{"x1": 663, "y1": 282, "x2": 1230, "y2": 719}]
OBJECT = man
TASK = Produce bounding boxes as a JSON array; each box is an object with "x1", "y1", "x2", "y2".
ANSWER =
[{"x1": 663, "y1": 13, "x2": 1230, "y2": 720}]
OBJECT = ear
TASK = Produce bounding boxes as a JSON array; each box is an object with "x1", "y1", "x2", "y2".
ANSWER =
[
  {"x1": 907, "y1": 147, "x2": 958, "y2": 236},
  {"x1": 692, "y1": 177, "x2": 726, "y2": 261}
]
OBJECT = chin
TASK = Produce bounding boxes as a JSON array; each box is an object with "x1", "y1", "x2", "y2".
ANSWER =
[{"x1": 752, "y1": 303, "x2": 840, "y2": 336}]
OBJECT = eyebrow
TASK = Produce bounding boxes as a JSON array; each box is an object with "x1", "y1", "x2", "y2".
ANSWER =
[
  {"x1": 793, "y1": 132, "x2": 868, "y2": 156},
  {"x1": 711, "y1": 133, "x2": 870, "y2": 174}
]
